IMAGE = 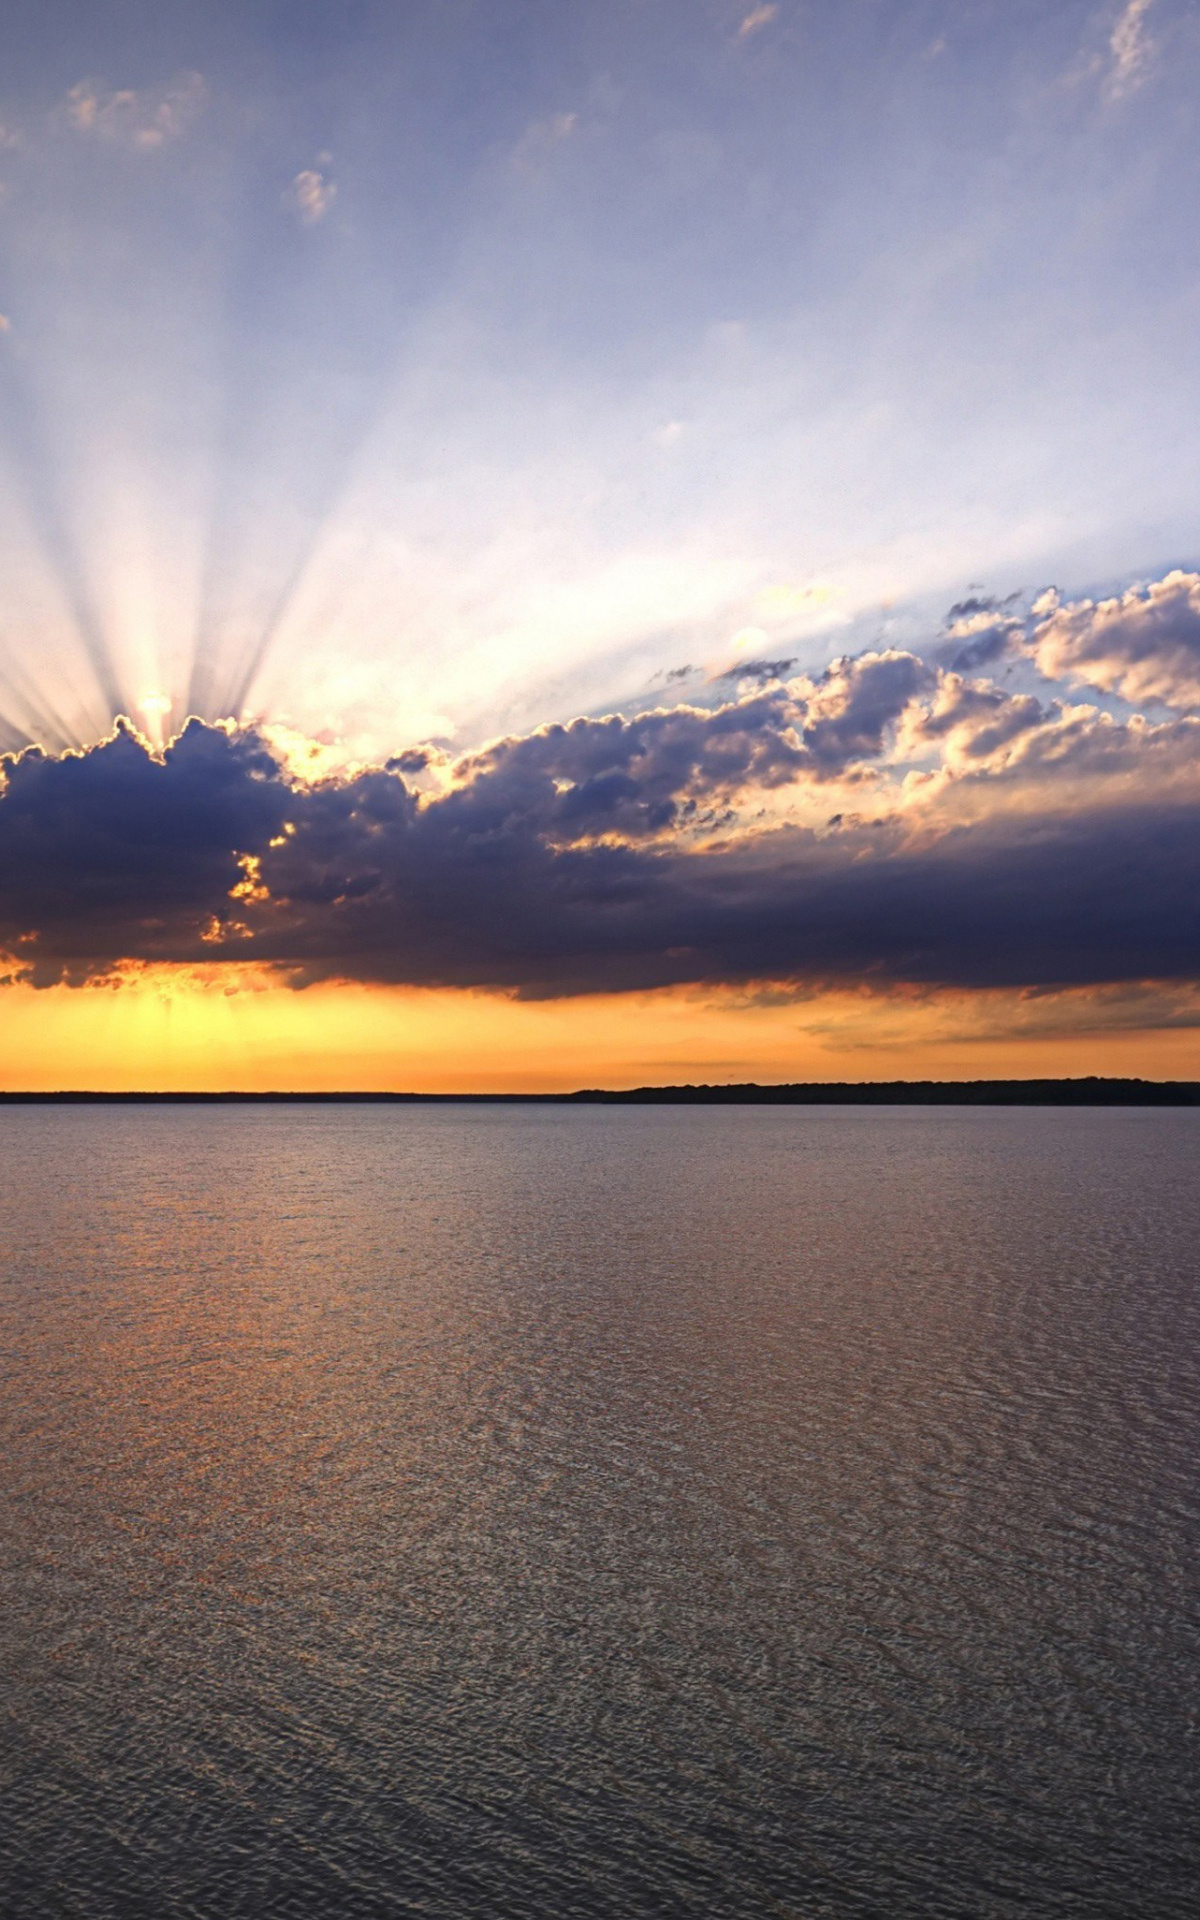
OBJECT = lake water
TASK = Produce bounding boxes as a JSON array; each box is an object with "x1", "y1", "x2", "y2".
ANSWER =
[{"x1": 0, "y1": 1104, "x2": 1196, "y2": 1918}]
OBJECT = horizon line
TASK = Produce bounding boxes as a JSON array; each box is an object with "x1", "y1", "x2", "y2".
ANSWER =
[{"x1": 1, "y1": 1078, "x2": 1199, "y2": 1107}]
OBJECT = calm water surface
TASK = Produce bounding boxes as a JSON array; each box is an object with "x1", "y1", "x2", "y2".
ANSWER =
[{"x1": 0, "y1": 1105, "x2": 1196, "y2": 1918}]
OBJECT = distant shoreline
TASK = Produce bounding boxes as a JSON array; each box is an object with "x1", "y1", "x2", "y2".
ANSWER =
[{"x1": 1, "y1": 1080, "x2": 1199, "y2": 1106}]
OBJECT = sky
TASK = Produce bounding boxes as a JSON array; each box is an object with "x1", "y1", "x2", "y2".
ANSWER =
[{"x1": 2, "y1": 0, "x2": 1200, "y2": 1088}]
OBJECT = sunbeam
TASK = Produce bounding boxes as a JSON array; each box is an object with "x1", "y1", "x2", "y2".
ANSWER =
[{"x1": 0, "y1": 353, "x2": 127, "y2": 727}]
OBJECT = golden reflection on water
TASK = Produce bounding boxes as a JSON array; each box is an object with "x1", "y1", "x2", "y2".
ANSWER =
[{"x1": 1, "y1": 1104, "x2": 1197, "y2": 1918}]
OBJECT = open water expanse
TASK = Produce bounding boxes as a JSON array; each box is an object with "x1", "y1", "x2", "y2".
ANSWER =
[{"x1": 0, "y1": 1103, "x2": 1197, "y2": 1918}]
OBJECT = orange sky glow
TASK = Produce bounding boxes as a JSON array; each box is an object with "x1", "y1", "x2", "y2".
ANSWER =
[{"x1": 1, "y1": 972, "x2": 1196, "y2": 1092}]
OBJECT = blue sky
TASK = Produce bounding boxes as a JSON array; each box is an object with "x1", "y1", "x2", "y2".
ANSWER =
[{"x1": 2, "y1": 0, "x2": 1199, "y2": 758}]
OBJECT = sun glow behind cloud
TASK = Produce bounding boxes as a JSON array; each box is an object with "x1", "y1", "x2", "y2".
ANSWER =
[
  {"x1": 1, "y1": 1, "x2": 1200, "y2": 1083},
  {"x1": 0, "y1": 1, "x2": 1196, "y2": 762}
]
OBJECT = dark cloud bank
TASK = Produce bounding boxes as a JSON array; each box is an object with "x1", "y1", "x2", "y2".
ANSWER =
[{"x1": 2, "y1": 634, "x2": 1199, "y2": 996}]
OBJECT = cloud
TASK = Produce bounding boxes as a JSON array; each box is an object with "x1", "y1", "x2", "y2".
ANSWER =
[
  {"x1": 284, "y1": 168, "x2": 337, "y2": 225},
  {"x1": 1028, "y1": 570, "x2": 1200, "y2": 709},
  {"x1": 0, "y1": 721, "x2": 289, "y2": 986},
  {"x1": 1107, "y1": 0, "x2": 1156, "y2": 99},
  {"x1": 792, "y1": 650, "x2": 934, "y2": 771},
  {"x1": 443, "y1": 686, "x2": 811, "y2": 844},
  {"x1": 3, "y1": 638, "x2": 1198, "y2": 1000},
  {"x1": 901, "y1": 675, "x2": 1046, "y2": 769},
  {"x1": 716, "y1": 657, "x2": 797, "y2": 684},
  {"x1": 935, "y1": 593, "x2": 1024, "y2": 672},
  {"x1": 512, "y1": 111, "x2": 578, "y2": 176},
  {"x1": 738, "y1": 5, "x2": 779, "y2": 38},
  {"x1": 974, "y1": 704, "x2": 1200, "y2": 797},
  {"x1": 64, "y1": 73, "x2": 206, "y2": 150}
]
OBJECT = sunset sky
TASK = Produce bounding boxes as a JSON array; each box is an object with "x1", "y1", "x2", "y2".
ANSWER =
[{"x1": 3, "y1": 0, "x2": 1200, "y2": 1088}]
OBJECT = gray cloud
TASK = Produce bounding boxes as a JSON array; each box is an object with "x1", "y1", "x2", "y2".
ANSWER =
[
  {"x1": 715, "y1": 657, "x2": 797, "y2": 684},
  {"x1": 798, "y1": 651, "x2": 935, "y2": 770},
  {"x1": 2, "y1": 663, "x2": 1199, "y2": 998},
  {"x1": 0, "y1": 721, "x2": 289, "y2": 984},
  {"x1": 905, "y1": 676, "x2": 1046, "y2": 764},
  {"x1": 935, "y1": 593, "x2": 1024, "y2": 673}
]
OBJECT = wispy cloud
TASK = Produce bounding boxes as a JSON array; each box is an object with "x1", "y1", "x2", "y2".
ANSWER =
[
  {"x1": 1106, "y1": 0, "x2": 1156, "y2": 99},
  {"x1": 512, "y1": 111, "x2": 578, "y2": 177},
  {"x1": 738, "y1": 5, "x2": 779, "y2": 39},
  {"x1": 284, "y1": 168, "x2": 337, "y2": 225},
  {"x1": 64, "y1": 72, "x2": 206, "y2": 150}
]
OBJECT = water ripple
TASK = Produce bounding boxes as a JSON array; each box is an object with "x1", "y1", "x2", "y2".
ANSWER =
[{"x1": 0, "y1": 1105, "x2": 1197, "y2": 1917}]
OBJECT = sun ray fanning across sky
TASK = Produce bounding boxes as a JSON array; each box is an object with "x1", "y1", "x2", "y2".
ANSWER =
[{"x1": 2, "y1": 0, "x2": 1200, "y2": 1084}]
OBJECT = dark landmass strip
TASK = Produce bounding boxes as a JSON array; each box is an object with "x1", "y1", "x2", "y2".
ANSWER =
[{"x1": 0, "y1": 1080, "x2": 1199, "y2": 1105}]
